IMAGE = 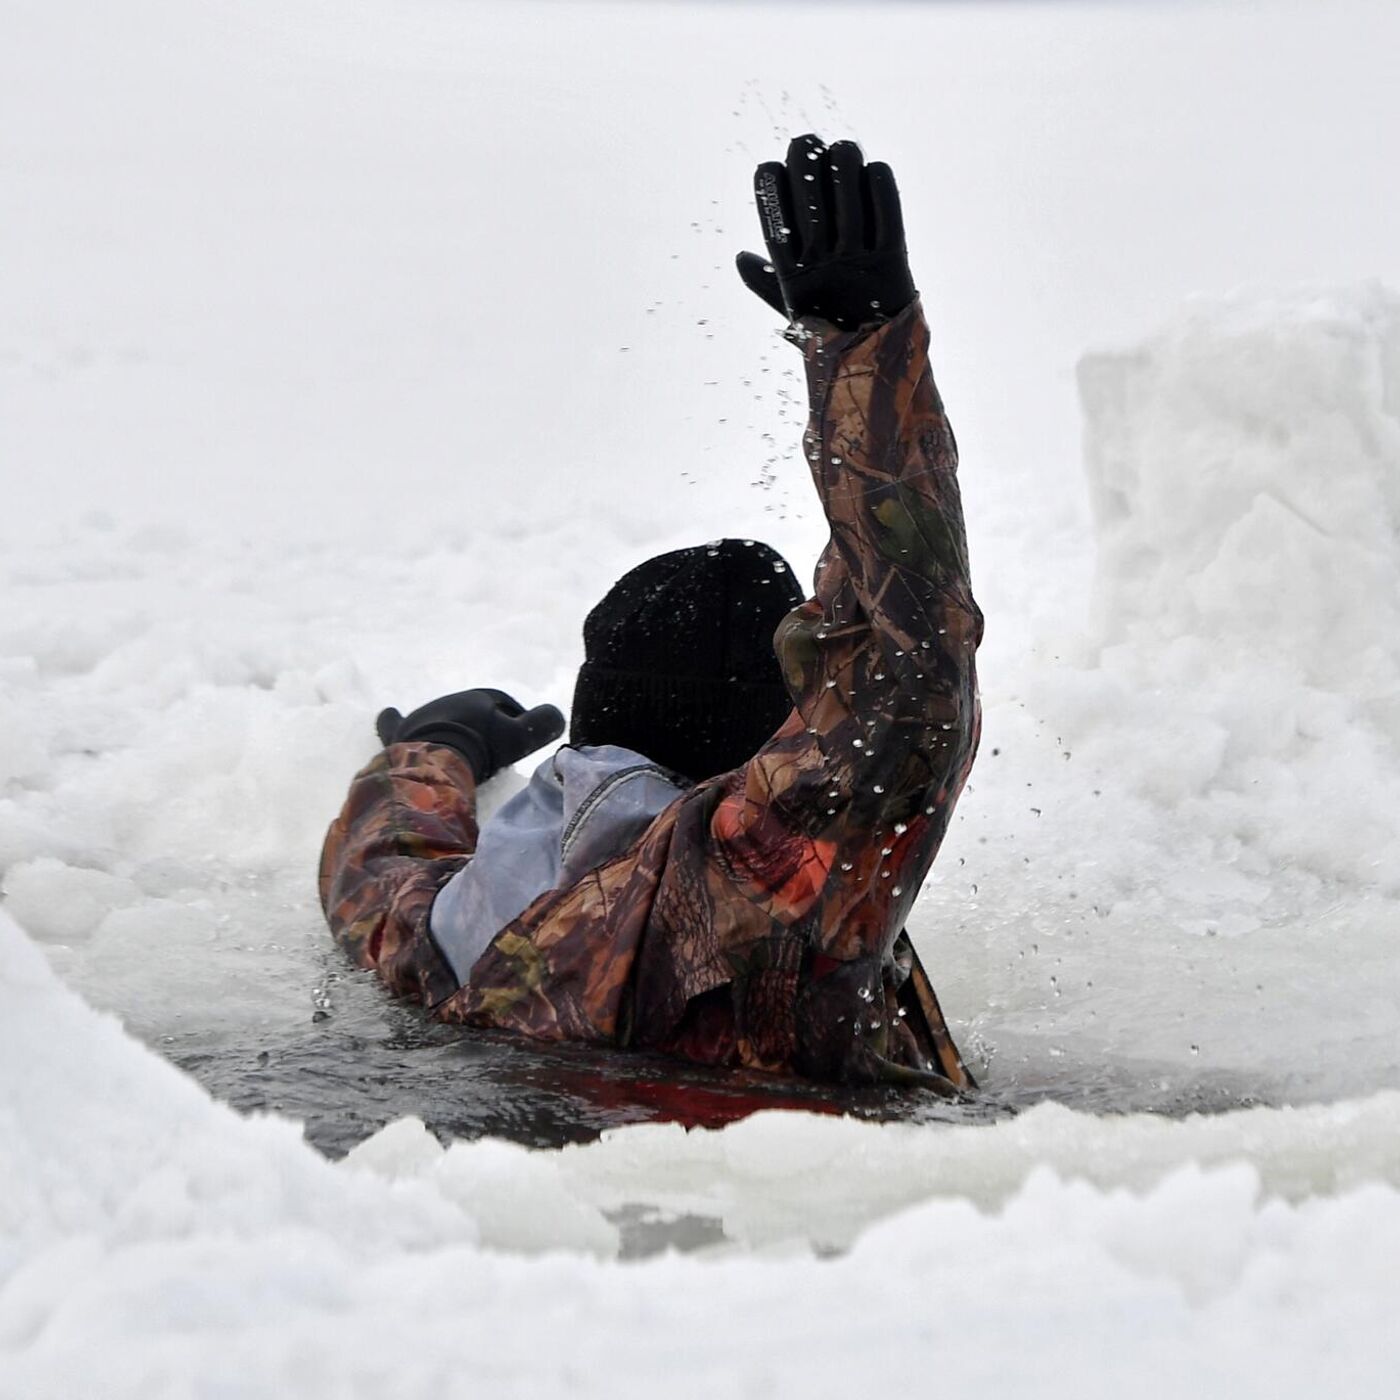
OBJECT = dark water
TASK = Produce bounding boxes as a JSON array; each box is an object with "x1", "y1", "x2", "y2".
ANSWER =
[
  {"x1": 172, "y1": 1010, "x2": 992, "y2": 1159},
  {"x1": 154, "y1": 954, "x2": 979, "y2": 1156},
  {"x1": 160, "y1": 957, "x2": 1287, "y2": 1160}
]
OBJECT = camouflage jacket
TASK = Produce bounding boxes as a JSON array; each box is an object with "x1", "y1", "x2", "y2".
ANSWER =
[{"x1": 320, "y1": 299, "x2": 983, "y2": 1087}]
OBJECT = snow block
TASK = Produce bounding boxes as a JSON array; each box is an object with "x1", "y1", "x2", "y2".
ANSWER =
[{"x1": 1079, "y1": 283, "x2": 1400, "y2": 690}]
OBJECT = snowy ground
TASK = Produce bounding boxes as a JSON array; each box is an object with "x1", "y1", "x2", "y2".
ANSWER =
[{"x1": 4, "y1": 0, "x2": 1400, "y2": 1393}]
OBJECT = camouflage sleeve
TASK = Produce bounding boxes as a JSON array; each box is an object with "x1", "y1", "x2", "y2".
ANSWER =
[
  {"x1": 318, "y1": 741, "x2": 477, "y2": 1009},
  {"x1": 453, "y1": 298, "x2": 982, "y2": 1086},
  {"x1": 692, "y1": 296, "x2": 984, "y2": 1078}
]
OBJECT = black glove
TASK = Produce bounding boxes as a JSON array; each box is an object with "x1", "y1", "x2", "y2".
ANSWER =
[
  {"x1": 736, "y1": 134, "x2": 916, "y2": 331},
  {"x1": 375, "y1": 688, "x2": 565, "y2": 784}
]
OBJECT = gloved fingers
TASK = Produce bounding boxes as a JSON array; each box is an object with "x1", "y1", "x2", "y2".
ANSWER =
[
  {"x1": 375, "y1": 707, "x2": 403, "y2": 746},
  {"x1": 734, "y1": 251, "x2": 787, "y2": 316},
  {"x1": 827, "y1": 140, "x2": 868, "y2": 254},
  {"x1": 865, "y1": 160, "x2": 906, "y2": 253},
  {"x1": 523, "y1": 703, "x2": 567, "y2": 748},
  {"x1": 501, "y1": 703, "x2": 567, "y2": 765},
  {"x1": 753, "y1": 160, "x2": 800, "y2": 273},
  {"x1": 785, "y1": 133, "x2": 831, "y2": 262},
  {"x1": 478, "y1": 687, "x2": 524, "y2": 717}
]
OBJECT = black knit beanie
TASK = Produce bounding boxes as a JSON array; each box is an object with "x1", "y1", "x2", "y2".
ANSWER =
[{"x1": 570, "y1": 539, "x2": 807, "y2": 781}]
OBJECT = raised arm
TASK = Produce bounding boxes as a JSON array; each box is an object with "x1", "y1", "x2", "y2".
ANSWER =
[{"x1": 711, "y1": 139, "x2": 983, "y2": 1061}]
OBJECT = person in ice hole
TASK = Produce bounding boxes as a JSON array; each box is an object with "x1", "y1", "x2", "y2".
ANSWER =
[{"x1": 320, "y1": 135, "x2": 983, "y2": 1092}]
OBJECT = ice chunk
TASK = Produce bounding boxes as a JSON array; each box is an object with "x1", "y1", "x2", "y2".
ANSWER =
[
  {"x1": 341, "y1": 1115, "x2": 446, "y2": 1179},
  {"x1": 1079, "y1": 283, "x2": 1400, "y2": 684},
  {"x1": 2, "y1": 858, "x2": 141, "y2": 944}
]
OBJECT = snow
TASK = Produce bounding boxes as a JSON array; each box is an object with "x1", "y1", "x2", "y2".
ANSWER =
[
  {"x1": 5, "y1": 906, "x2": 1400, "y2": 1398},
  {"x1": 4, "y1": 0, "x2": 1400, "y2": 1391}
]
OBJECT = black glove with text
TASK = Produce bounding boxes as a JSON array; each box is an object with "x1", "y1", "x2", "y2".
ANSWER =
[
  {"x1": 736, "y1": 133, "x2": 916, "y2": 331},
  {"x1": 375, "y1": 689, "x2": 565, "y2": 784}
]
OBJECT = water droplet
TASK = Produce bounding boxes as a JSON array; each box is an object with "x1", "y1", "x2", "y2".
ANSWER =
[
  {"x1": 840, "y1": 861, "x2": 853, "y2": 872},
  {"x1": 858, "y1": 985, "x2": 874, "y2": 1002},
  {"x1": 852, "y1": 738, "x2": 864, "y2": 748},
  {"x1": 873, "y1": 783, "x2": 884, "y2": 794},
  {"x1": 892, "y1": 885, "x2": 903, "y2": 896},
  {"x1": 893, "y1": 822, "x2": 907, "y2": 835}
]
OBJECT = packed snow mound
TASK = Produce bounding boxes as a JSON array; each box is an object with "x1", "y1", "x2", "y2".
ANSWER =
[
  {"x1": 5, "y1": 905, "x2": 1400, "y2": 1398},
  {"x1": 0, "y1": 909, "x2": 476, "y2": 1263},
  {"x1": 350, "y1": 1091, "x2": 1400, "y2": 1256},
  {"x1": 1052, "y1": 285, "x2": 1400, "y2": 904},
  {"x1": 1080, "y1": 282, "x2": 1400, "y2": 683}
]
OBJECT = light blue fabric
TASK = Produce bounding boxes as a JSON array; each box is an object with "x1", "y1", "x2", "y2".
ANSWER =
[{"x1": 428, "y1": 744, "x2": 687, "y2": 985}]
